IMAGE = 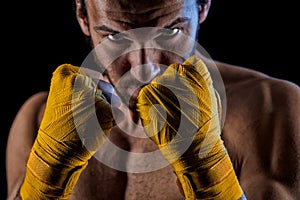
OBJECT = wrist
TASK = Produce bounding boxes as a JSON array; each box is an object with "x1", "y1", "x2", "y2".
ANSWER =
[
  {"x1": 174, "y1": 156, "x2": 244, "y2": 200},
  {"x1": 20, "y1": 131, "x2": 90, "y2": 199},
  {"x1": 21, "y1": 148, "x2": 88, "y2": 199}
]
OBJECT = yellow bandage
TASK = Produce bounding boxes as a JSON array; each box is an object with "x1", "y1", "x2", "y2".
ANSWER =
[
  {"x1": 20, "y1": 64, "x2": 113, "y2": 199},
  {"x1": 137, "y1": 56, "x2": 244, "y2": 199}
]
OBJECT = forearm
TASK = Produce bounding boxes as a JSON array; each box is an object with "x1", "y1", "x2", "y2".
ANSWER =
[{"x1": 7, "y1": 176, "x2": 23, "y2": 200}]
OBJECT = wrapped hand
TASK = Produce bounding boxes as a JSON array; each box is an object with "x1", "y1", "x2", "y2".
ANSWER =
[
  {"x1": 21, "y1": 64, "x2": 114, "y2": 199},
  {"x1": 137, "y1": 56, "x2": 244, "y2": 199}
]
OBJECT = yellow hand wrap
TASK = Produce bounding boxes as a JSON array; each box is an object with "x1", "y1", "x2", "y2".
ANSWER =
[
  {"x1": 137, "y1": 56, "x2": 244, "y2": 199},
  {"x1": 20, "y1": 64, "x2": 114, "y2": 199}
]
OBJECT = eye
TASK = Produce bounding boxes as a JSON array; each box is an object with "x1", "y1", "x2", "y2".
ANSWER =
[
  {"x1": 107, "y1": 33, "x2": 124, "y2": 42},
  {"x1": 164, "y1": 28, "x2": 181, "y2": 37},
  {"x1": 155, "y1": 28, "x2": 182, "y2": 41}
]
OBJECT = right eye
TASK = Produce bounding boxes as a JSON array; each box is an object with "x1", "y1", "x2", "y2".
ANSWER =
[{"x1": 107, "y1": 34, "x2": 124, "y2": 42}]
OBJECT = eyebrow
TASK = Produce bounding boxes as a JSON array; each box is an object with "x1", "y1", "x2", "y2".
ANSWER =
[
  {"x1": 94, "y1": 25, "x2": 120, "y2": 34},
  {"x1": 93, "y1": 17, "x2": 191, "y2": 34},
  {"x1": 164, "y1": 17, "x2": 191, "y2": 29}
]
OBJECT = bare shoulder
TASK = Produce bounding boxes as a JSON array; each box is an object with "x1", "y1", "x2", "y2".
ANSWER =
[
  {"x1": 11, "y1": 91, "x2": 49, "y2": 130},
  {"x1": 216, "y1": 60, "x2": 300, "y2": 112},
  {"x1": 8, "y1": 90, "x2": 49, "y2": 154},
  {"x1": 206, "y1": 59, "x2": 300, "y2": 124},
  {"x1": 20, "y1": 91, "x2": 49, "y2": 110},
  {"x1": 214, "y1": 61, "x2": 300, "y2": 199}
]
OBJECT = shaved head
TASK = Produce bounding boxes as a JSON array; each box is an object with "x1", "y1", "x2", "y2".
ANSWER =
[{"x1": 79, "y1": 0, "x2": 208, "y2": 17}]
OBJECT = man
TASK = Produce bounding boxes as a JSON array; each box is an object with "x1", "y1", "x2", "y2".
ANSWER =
[{"x1": 6, "y1": 0, "x2": 300, "y2": 199}]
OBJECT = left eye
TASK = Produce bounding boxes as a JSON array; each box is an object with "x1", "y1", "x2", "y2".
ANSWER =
[
  {"x1": 163, "y1": 28, "x2": 181, "y2": 36},
  {"x1": 155, "y1": 28, "x2": 182, "y2": 41}
]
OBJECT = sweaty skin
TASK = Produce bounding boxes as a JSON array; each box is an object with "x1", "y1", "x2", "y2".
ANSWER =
[{"x1": 6, "y1": 0, "x2": 300, "y2": 199}]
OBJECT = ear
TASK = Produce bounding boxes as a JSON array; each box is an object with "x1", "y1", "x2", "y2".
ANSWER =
[
  {"x1": 75, "y1": 0, "x2": 91, "y2": 36},
  {"x1": 199, "y1": 0, "x2": 211, "y2": 24}
]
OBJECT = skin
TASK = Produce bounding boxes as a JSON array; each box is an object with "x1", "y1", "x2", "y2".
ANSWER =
[{"x1": 6, "y1": 0, "x2": 300, "y2": 199}]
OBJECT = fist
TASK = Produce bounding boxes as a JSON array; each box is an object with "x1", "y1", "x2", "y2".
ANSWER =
[{"x1": 136, "y1": 56, "x2": 223, "y2": 164}]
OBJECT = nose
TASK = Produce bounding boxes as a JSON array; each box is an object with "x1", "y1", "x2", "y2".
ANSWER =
[{"x1": 128, "y1": 49, "x2": 161, "y2": 83}]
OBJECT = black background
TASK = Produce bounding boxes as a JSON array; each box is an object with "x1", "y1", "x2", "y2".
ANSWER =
[{"x1": 1, "y1": 0, "x2": 298, "y2": 198}]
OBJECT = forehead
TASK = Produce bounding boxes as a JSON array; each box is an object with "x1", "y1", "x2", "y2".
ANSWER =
[
  {"x1": 87, "y1": 0, "x2": 189, "y2": 12},
  {"x1": 86, "y1": 0, "x2": 197, "y2": 25}
]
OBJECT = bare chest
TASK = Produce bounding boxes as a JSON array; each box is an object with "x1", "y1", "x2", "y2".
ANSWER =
[{"x1": 71, "y1": 127, "x2": 183, "y2": 200}]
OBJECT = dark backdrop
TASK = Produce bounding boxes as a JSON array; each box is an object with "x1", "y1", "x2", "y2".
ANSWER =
[{"x1": 1, "y1": 0, "x2": 298, "y2": 198}]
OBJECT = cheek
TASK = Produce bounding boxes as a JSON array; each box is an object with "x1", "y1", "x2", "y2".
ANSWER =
[
  {"x1": 157, "y1": 50, "x2": 186, "y2": 66},
  {"x1": 90, "y1": 32, "x2": 105, "y2": 47},
  {"x1": 186, "y1": 22, "x2": 199, "y2": 39}
]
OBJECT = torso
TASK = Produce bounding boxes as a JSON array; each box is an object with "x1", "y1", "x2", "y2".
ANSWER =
[
  {"x1": 71, "y1": 127, "x2": 184, "y2": 200},
  {"x1": 24, "y1": 61, "x2": 300, "y2": 200}
]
